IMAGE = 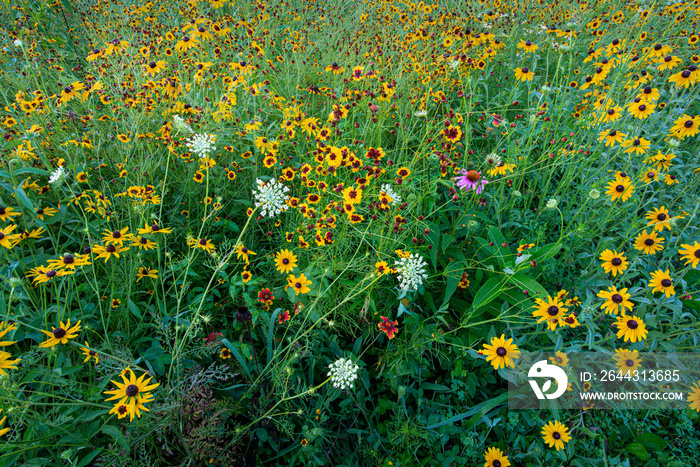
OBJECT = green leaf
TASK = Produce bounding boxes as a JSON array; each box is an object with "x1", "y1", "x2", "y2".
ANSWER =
[
  {"x1": 76, "y1": 448, "x2": 103, "y2": 467},
  {"x1": 636, "y1": 432, "x2": 667, "y2": 450},
  {"x1": 267, "y1": 308, "x2": 279, "y2": 365},
  {"x1": 127, "y1": 299, "x2": 142, "y2": 319},
  {"x1": 101, "y1": 425, "x2": 129, "y2": 452},
  {"x1": 221, "y1": 338, "x2": 252, "y2": 379},
  {"x1": 471, "y1": 276, "x2": 504, "y2": 310},
  {"x1": 507, "y1": 273, "x2": 549, "y2": 299},
  {"x1": 441, "y1": 259, "x2": 463, "y2": 308},
  {"x1": 14, "y1": 181, "x2": 34, "y2": 211},
  {"x1": 424, "y1": 393, "x2": 508, "y2": 430},
  {"x1": 625, "y1": 442, "x2": 649, "y2": 461}
]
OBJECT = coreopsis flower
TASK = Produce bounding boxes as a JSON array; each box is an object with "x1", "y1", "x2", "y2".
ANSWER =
[
  {"x1": 633, "y1": 230, "x2": 664, "y2": 254},
  {"x1": 104, "y1": 368, "x2": 159, "y2": 422},
  {"x1": 186, "y1": 133, "x2": 216, "y2": 158},
  {"x1": 394, "y1": 252, "x2": 428, "y2": 291},
  {"x1": 614, "y1": 315, "x2": 648, "y2": 342},
  {"x1": 378, "y1": 316, "x2": 399, "y2": 339},
  {"x1": 274, "y1": 249, "x2": 297, "y2": 274},
  {"x1": 514, "y1": 67, "x2": 534, "y2": 81},
  {"x1": 541, "y1": 421, "x2": 571, "y2": 451},
  {"x1": 480, "y1": 334, "x2": 521, "y2": 370},
  {"x1": 328, "y1": 357, "x2": 359, "y2": 390},
  {"x1": 286, "y1": 274, "x2": 311, "y2": 295},
  {"x1": 679, "y1": 242, "x2": 700, "y2": 268},
  {"x1": 484, "y1": 447, "x2": 511, "y2": 467},
  {"x1": 648, "y1": 269, "x2": 675, "y2": 297},
  {"x1": 219, "y1": 348, "x2": 232, "y2": 359},
  {"x1": 455, "y1": 169, "x2": 489, "y2": 193},
  {"x1": 532, "y1": 295, "x2": 568, "y2": 330},
  {"x1": 597, "y1": 286, "x2": 633, "y2": 315},
  {"x1": 81, "y1": 342, "x2": 99, "y2": 363},
  {"x1": 380, "y1": 184, "x2": 401, "y2": 205},
  {"x1": 253, "y1": 178, "x2": 290, "y2": 218},
  {"x1": 599, "y1": 249, "x2": 628, "y2": 276},
  {"x1": 549, "y1": 351, "x2": 569, "y2": 367},
  {"x1": 613, "y1": 349, "x2": 641, "y2": 375},
  {"x1": 39, "y1": 319, "x2": 81, "y2": 348}
]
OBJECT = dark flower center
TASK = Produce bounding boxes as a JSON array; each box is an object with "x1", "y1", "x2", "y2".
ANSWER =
[
  {"x1": 633, "y1": 139, "x2": 640, "y2": 145},
  {"x1": 657, "y1": 213, "x2": 667, "y2": 221},
  {"x1": 644, "y1": 238, "x2": 654, "y2": 246},
  {"x1": 547, "y1": 305, "x2": 559, "y2": 316},
  {"x1": 63, "y1": 255, "x2": 75, "y2": 264},
  {"x1": 37, "y1": 209, "x2": 44, "y2": 215},
  {"x1": 125, "y1": 384, "x2": 139, "y2": 397},
  {"x1": 695, "y1": 249, "x2": 700, "y2": 259},
  {"x1": 496, "y1": 347, "x2": 507, "y2": 357},
  {"x1": 661, "y1": 279, "x2": 672, "y2": 287},
  {"x1": 118, "y1": 405, "x2": 127, "y2": 414},
  {"x1": 685, "y1": 120, "x2": 694, "y2": 128},
  {"x1": 295, "y1": 282, "x2": 302, "y2": 288},
  {"x1": 89, "y1": 350, "x2": 96, "y2": 356},
  {"x1": 627, "y1": 320, "x2": 638, "y2": 329},
  {"x1": 282, "y1": 258, "x2": 289, "y2": 264},
  {"x1": 493, "y1": 461, "x2": 501, "y2": 467},
  {"x1": 521, "y1": 67, "x2": 529, "y2": 73},
  {"x1": 612, "y1": 294, "x2": 623, "y2": 303},
  {"x1": 149, "y1": 61, "x2": 156, "y2": 68},
  {"x1": 626, "y1": 359, "x2": 634, "y2": 367},
  {"x1": 615, "y1": 185, "x2": 625, "y2": 192},
  {"x1": 553, "y1": 432, "x2": 561, "y2": 439},
  {"x1": 647, "y1": 172, "x2": 655, "y2": 179},
  {"x1": 639, "y1": 104, "x2": 646, "y2": 111},
  {"x1": 608, "y1": 109, "x2": 615, "y2": 115},
  {"x1": 46, "y1": 269, "x2": 57, "y2": 278},
  {"x1": 611, "y1": 258, "x2": 622, "y2": 266},
  {"x1": 112, "y1": 231, "x2": 121, "y2": 238},
  {"x1": 53, "y1": 327, "x2": 67, "y2": 339},
  {"x1": 199, "y1": 239, "x2": 207, "y2": 245},
  {"x1": 107, "y1": 244, "x2": 116, "y2": 252},
  {"x1": 151, "y1": 224, "x2": 160, "y2": 231},
  {"x1": 242, "y1": 247, "x2": 248, "y2": 253},
  {"x1": 466, "y1": 170, "x2": 480, "y2": 182}
]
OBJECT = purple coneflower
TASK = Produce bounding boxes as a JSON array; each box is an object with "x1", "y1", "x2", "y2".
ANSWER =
[{"x1": 456, "y1": 169, "x2": 489, "y2": 194}]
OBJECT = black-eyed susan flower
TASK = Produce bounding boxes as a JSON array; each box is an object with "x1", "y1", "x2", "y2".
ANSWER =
[
  {"x1": 599, "y1": 249, "x2": 628, "y2": 276},
  {"x1": 484, "y1": 446, "x2": 511, "y2": 467},
  {"x1": 274, "y1": 249, "x2": 297, "y2": 274},
  {"x1": 541, "y1": 420, "x2": 571, "y2": 451},
  {"x1": 234, "y1": 244, "x2": 256, "y2": 265},
  {"x1": 613, "y1": 349, "x2": 641, "y2": 375},
  {"x1": 0, "y1": 225, "x2": 20, "y2": 249},
  {"x1": 93, "y1": 243, "x2": 130, "y2": 261},
  {"x1": 598, "y1": 129, "x2": 626, "y2": 147},
  {"x1": 533, "y1": 295, "x2": 568, "y2": 330},
  {"x1": 621, "y1": 137, "x2": 650, "y2": 155},
  {"x1": 0, "y1": 351, "x2": 20, "y2": 375},
  {"x1": 137, "y1": 223, "x2": 173, "y2": 235},
  {"x1": 628, "y1": 100, "x2": 655, "y2": 119},
  {"x1": 39, "y1": 319, "x2": 81, "y2": 348},
  {"x1": 136, "y1": 267, "x2": 158, "y2": 282},
  {"x1": 633, "y1": 230, "x2": 664, "y2": 254},
  {"x1": 648, "y1": 269, "x2": 675, "y2": 297},
  {"x1": 102, "y1": 227, "x2": 132, "y2": 246},
  {"x1": 35, "y1": 206, "x2": 58, "y2": 220},
  {"x1": 104, "y1": 368, "x2": 159, "y2": 422},
  {"x1": 286, "y1": 274, "x2": 311, "y2": 295},
  {"x1": 605, "y1": 177, "x2": 634, "y2": 202},
  {"x1": 549, "y1": 351, "x2": 568, "y2": 367},
  {"x1": 597, "y1": 286, "x2": 633, "y2": 315},
  {"x1": 615, "y1": 315, "x2": 648, "y2": 342},
  {"x1": 679, "y1": 242, "x2": 700, "y2": 268},
  {"x1": 0, "y1": 206, "x2": 21, "y2": 222},
  {"x1": 514, "y1": 67, "x2": 534, "y2": 81},
  {"x1": 480, "y1": 334, "x2": 521, "y2": 370},
  {"x1": 689, "y1": 381, "x2": 700, "y2": 411},
  {"x1": 81, "y1": 342, "x2": 99, "y2": 363},
  {"x1": 645, "y1": 206, "x2": 672, "y2": 231},
  {"x1": 669, "y1": 114, "x2": 700, "y2": 139},
  {"x1": 0, "y1": 408, "x2": 9, "y2": 437},
  {"x1": 188, "y1": 238, "x2": 215, "y2": 253}
]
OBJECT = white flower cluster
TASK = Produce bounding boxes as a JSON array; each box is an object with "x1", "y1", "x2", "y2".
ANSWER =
[
  {"x1": 48, "y1": 167, "x2": 67, "y2": 185},
  {"x1": 186, "y1": 133, "x2": 216, "y2": 158},
  {"x1": 395, "y1": 252, "x2": 428, "y2": 291},
  {"x1": 253, "y1": 178, "x2": 290, "y2": 218},
  {"x1": 414, "y1": 110, "x2": 427, "y2": 118},
  {"x1": 381, "y1": 184, "x2": 401, "y2": 206},
  {"x1": 328, "y1": 358, "x2": 359, "y2": 390},
  {"x1": 173, "y1": 114, "x2": 193, "y2": 134}
]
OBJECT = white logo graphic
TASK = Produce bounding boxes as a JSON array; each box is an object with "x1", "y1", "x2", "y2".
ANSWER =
[{"x1": 528, "y1": 360, "x2": 568, "y2": 400}]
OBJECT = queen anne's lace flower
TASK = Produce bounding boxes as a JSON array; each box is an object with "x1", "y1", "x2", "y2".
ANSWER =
[
  {"x1": 48, "y1": 167, "x2": 67, "y2": 185},
  {"x1": 328, "y1": 357, "x2": 359, "y2": 390},
  {"x1": 173, "y1": 114, "x2": 193, "y2": 134},
  {"x1": 186, "y1": 133, "x2": 216, "y2": 158},
  {"x1": 395, "y1": 253, "x2": 428, "y2": 291},
  {"x1": 381, "y1": 184, "x2": 401, "y2": 205},
  {"x1": 253, "y1": 178, "x2": 290, "y2": 218}
]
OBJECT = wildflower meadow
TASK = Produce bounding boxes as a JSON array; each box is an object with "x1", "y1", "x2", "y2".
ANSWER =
[{"x1": 0, "y1": 0, "x2": 699, "y2": 465}]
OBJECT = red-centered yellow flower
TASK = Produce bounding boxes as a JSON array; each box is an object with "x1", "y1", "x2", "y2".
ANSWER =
[
  {"x1": 599, "y1": 249, "x2": 628, "y2": 276},
  {"x1": 480, "y1": 334, "x2": 521, "y2": 370},
  {"x1": 648, "y1": 269, "x2": 675, "y2": 297},
  {"x1": 597, "y1": 286, "x2": 633, "y2": 315},
  {"x1": 39, "y1": 319, "x2": 81, "y2": 348},
  {"x1": 375, "y1": 261, "x2": 390, "y2": 276},
  {"x1": 549, "y1": 351, "x2": 569, "y2": 367},
  {"x1": 541, "y1": 420, "x2": 571, "y2": 451},
  {"x1": 615, "y1": 315, "x2": 648, "y2": 342},
  {"x1": 378, "y1": 316, "x2": 399, "y2": 339},
  {"x1": 679, "y1": 242, "x2": 700, "y2": 268}
]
